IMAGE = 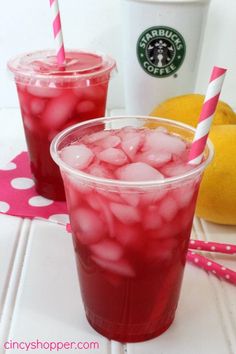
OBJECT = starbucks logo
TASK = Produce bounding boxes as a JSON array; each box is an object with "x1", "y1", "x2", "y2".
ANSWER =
[{"x1": 137, "y1": 26, "x2": 186, "y2": 78}]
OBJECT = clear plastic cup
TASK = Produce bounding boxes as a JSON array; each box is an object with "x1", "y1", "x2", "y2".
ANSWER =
[
  {"x1": 51, "y1": 116, "x2": 213, "y2": 342},
  {"x1": 8, "y1": 50, "x2": 116, "y2": 200}
]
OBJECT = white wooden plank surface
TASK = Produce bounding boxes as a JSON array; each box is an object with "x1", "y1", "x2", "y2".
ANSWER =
[
  {"x1": 0, "y1": 219, "x2": 31, "y2": 352},
  {"x1": 0, "y1": 215, "x2": 22, "y2": 316},
  {"x1": 0, "y1": 108, "x2": 235, "y2": 354},
  {"x1": 5, "y1": 220, "x2": 110, "y2": 354}
]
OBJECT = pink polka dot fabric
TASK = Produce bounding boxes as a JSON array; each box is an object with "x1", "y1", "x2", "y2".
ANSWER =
[{"x1": 0, "y1": 152, "x2": 68, "y2": 224}]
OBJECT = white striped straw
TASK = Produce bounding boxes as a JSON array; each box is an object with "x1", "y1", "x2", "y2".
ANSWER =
[
  {"x1": 188, "y1": 67, "x2": 227, "y2": 165},
  {"x1": 49, "y1": 0, "x2": 66, "y2": 67}
]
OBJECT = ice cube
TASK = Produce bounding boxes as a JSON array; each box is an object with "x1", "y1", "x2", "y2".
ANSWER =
[
  {"x1": 67, "y1": 174, "x2": 93, "y2": 195},
  {"x1": 91, "y1": 256, "x2": 135, "y2": 277},
  {"x1": 72, "y1": 86, "x2": 84, "y2": 100},
  {"x1": 23, "y1": 115, "x2": 35, "y2": 132},
  {"x1": 30, "y1": 98, "x2": 46, "y2": 115},
  {"x1": 118, "y1": 126, "x2": 137, "y2": 138},
  {"x1": 97, "y1": 189, "x2": 123, "y2": 203},
  {"x1": 27, "y1": 84, "x2": 62, "y2": 98},
  {"x1": 98, "y1": 135, "x2": 121, "y2": 149},
  {"x1": 136, "y1": 150, "x2": 172, "y2": 168},
  {"x1": 42, "y1": 93, "x2": 77, "y2": 130},
  {"x1": 121, "y1": 191, "x2": 140, "y2": 207},
  {"x1": 179, "y1": 205, "x2": 195, "y2": 231},
  {"x1": 116, "y1": 162, "x2": 164, "y2": 181},
  {"x1": 94, "y1": 194, "x2": 116, "y2": 237},
  {"x1": 61, "y1": 144, "x2": 94, "y2": 170},
  {"x1": 83, "y1": 130, "x2": 110, "y2": 144},
  {"x1": 172, "y1": 183, "x2": 195, "y2": 208},
  {"x1": 145, "y1": 238, "x2": 178, "y2": 262},
  {"x1": 76, "y1": 100, "x2": 96, "y2": 114},
  {"x1": 76, "y1": 85, "x2": 106, "y2": 101},
  {"x1": 86, "y1": 194, "x2": 101, "y2": 211},
  {"x1": 148, "y1": 224, "x2": 174, "y2": 239},
  {"x1": 121, "y1": 132, "x2": 144, "y2": 160},
  {"x1": 143, "y1": 206, "x2": 163, "y2": 230},
  {"x1": 73, "y1": 207, "x2": 105, "y2": 244},
  {"x1": 116, "y1": 223, "x2": 143, "y2": 251},
  {"x1": 140, "y1": 189, "x2": 167, "y2": 206},
  {"x1": 63, "y1": 178, "x2": 84, "y2": 210},
  {"x1": 98, "y1": 148, "x2": 128, "y2": 166},
  {"x1": 161, "y1": 162, "x2": 193, "y2": 177},
  {"x1": 18, "y1": 92, "x2": 30, "y2": 115},
  {"x1": 158, "y1": 195, "x2": 178, "y2": 222},
  {"x1": 143, "y1": 131, "x2": 186, "y2": 155},
  {"x1": 90, "y1": 239, "x2": 123, "y2": 261},
  {"x1": 110, "y1": 202, "x2": 141, "y2": 224},
  {"x1": 87, "y1": 163, "x2": 113, "y2": 179}
]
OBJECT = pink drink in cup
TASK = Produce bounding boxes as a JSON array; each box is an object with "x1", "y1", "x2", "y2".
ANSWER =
[
  {"x1": 8, "y1": 50, "x2": 116, "y2": 200},
  {"x1": 51, "y1": 116, "x2": 213, "y2": 342}
]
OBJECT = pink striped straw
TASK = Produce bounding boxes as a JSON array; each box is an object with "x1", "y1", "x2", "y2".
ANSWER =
[
  {"x1": 188, "y1": 66, "x2": 227, "y2": 165},
  {"x1": 187, "y1": 251, "x2": 236, "y2": 286},
  {"x1": 49, "y1": 0, "x2": 66, "y2": 67}
]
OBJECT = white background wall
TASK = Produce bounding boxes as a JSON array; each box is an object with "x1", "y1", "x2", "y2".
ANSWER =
[{"x1": 0, "y1": 0, "x2": 236, "y2": 110}]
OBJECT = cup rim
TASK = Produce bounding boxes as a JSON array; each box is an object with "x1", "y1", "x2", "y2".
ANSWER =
[
  {"x1": 50, "y1": 116, "x2": 214, "y2": 188},
  {"x1": 7, "y1": 49, "x2": 116, "y2": 82}
]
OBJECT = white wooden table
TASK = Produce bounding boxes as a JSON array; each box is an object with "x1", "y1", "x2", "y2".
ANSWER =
[{"x1": 0, "y1": 108, "x2": 235, "y2": 354}]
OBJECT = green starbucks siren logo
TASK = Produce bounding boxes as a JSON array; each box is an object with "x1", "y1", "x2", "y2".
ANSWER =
[{"x1": 137, "y1": 26, "x2": 186, "y2": 78}]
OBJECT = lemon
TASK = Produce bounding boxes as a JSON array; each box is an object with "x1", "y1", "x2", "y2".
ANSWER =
[
  {"x1": 149, "y1": 94, "x2": 236, "y2": 128},
  {"x1": 196, "y1": 125, "x2": 236, "y2": 225}
]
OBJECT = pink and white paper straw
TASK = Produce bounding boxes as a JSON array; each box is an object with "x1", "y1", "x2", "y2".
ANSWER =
[
  {"x1": 189, "y1": 239, "x2": 236, "y2": 255},
  {"x1": 188, "y1": 66, "x2": 227, "y2": 165},
  {"x1": 49, "y1": 0, "x2": 66, "y2": 66},
  {"x1": 187, "y1": 251, "x2": 236, "y2": 286}
]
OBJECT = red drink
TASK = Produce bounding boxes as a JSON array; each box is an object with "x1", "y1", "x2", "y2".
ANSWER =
[
  {"x1": 51, "y1": 117, "x2": 213, "y2": 342},
  {"x1": 8, "y1": 50, "x2": 116, "y2": 200}
]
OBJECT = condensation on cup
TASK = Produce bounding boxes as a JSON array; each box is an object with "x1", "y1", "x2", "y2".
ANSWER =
[{"x1": 122, "y1": 0, "x2": 211, "y2": 114}]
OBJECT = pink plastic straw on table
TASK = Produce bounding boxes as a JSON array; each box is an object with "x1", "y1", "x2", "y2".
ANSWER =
[
  {"x1": 188, "y1": 66, "x2": 227, "y2": 165},
  {"x1": 189, "y1": 239, "x2": 236, "y2": 255},
  {"x1": 49, "y1": 0, "x2": 66, "y2": 66},
  {"x1": 187, "y1": 251, "x2": 236, "y2": 286}
]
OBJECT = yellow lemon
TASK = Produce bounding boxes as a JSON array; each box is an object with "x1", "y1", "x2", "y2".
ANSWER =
[
  {"x1": 196, "y1": 125, "x2": 236, "y2": 225},
  {"x1": 149, "y1": 94, "x2": 236, "y2": 128}
]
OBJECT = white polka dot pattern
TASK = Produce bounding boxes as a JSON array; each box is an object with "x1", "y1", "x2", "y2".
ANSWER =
[
  {"x1": 0, "y1": 162, "x2": 17, "y2": 171},
  {"x1": 187, "y1": 251, "x2": 236, "y2": 286},
  {"x1": 189, "y1": 239, "x2": 236, "y2": 255},
  {"x1": 49, "y1": 214, "x2": 70, "y2": 224},
  {"x1": 0, "y1": 201, "x2": 10, "y2": 213},
  {"x1": 28, "y1": 196, "x2": 54, "y2": 207},
  {"x1": 11, "y1": 177, "x2": 35, "y2": 189},
  {"x1": 0, "y1": 152, "x2": 68, "y2": 224}
]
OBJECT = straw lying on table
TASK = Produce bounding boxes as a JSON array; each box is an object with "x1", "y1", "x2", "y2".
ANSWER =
[
  {"x1": 187, "y1": 248, "x2": 236, "y2": 286},
  {"x1": 189, "y1": 239, "x2": 236, "y2": 255}
]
